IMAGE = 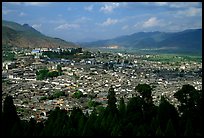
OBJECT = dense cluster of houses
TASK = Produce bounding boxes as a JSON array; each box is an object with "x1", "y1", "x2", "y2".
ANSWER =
[{"x1": 2, "y1": 48, "x2": 202, "y2": 121}]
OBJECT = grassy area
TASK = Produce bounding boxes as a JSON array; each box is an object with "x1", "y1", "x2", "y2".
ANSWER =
[
  {"x1": 93, "y1": 47, "x2": 202, "y2": 63},
  {"x1": 141, "y1": 54, "x2": 202, "y2": 63}
]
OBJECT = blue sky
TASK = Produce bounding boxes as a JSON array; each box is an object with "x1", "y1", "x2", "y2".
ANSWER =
[{"x1": 2, "y1": 2, "x2": 202, "y2": 42}]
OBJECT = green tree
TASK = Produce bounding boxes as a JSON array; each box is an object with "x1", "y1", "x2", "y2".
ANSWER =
[
  {"x1": 73, "y1": 91, "x2": 83, "y2": 99},
  {"x1": 135, "y1": 84, "x2": 152, "y2": 104},
  {"x1": 174, "y1": 84, "x2": 201, "y2": 114},
  {"x1": 41, "y1": 107, "x2": 69, "y2": 136},
  {"x1": 36, "y1": 69, "x2": 49, "y2": 80},
  {"x1": 82, "y1": 109, "x2": 97, "y2": 136},
  {"x1": 184, "y1": 119, "x2": 194, "y2": 136},
  {"x1": 107, "y1": 86, "x2": 118, "y2": 114},
  {"x1": 3, "y1": 95, "x2": 19, "y2": 122},
  {"x1": 69, "y1": 107, "x2": 85, "y2": 135},
  {"x1": 87, "y1": 100, "x2": 101, "y2": 108},
  {"x1": 164, "y1": 119, "x2": 176, "y2": 136},
  {"x1": 118, "y1": 97, "x2": 126, "y2": 118},
  {"x1": 57, "y1": 65, "x2": 62, "y2": 74},
  {"x1": 150, "y1": 116, "x2": 160, "y2": 135},
  {"x1": 157, "y1": 96, "x2": 179, "y2": 132},
  {"x1": 136, "y1": 125, "x2": 147, "y2": 136},
  {"x1": 123, "y1": 122, "x2": 134, "y2": 136},
  {"x1": 126, "y1": 97, "x2": 143, "y2": 127},
  {"x1": 27, "y1": 118, "x2": 37, "y2": 136},
  {"x1": 2, "y1": 95, "x2": 20, "y2": 136},
  {"x1": 155, "y1": 127, "x2": 164, "y2": 136},
  {"x1": 111, "y1": 124, "x2": 121, "y2": 136},
  {"x1": 174, "y1": 84, "x2": 202, "y2": 135}
]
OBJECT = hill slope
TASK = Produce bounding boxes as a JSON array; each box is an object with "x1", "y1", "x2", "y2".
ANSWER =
[
  {"x1": 80, "y1": 29, "x2": 202, "y2": 54},
  {"x1": 2, "y1": 20, "x2": 78, "y2": 48}
]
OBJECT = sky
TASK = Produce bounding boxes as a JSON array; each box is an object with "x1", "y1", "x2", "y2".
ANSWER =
[{"x1": 2, "y1": 2, "x2": 202, "y2": 42}]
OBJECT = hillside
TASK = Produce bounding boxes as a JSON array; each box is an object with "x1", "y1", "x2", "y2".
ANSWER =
[
  {"x1": 80, "y1": 29, "x2": 202, "y2": 54},
  {"x1": 2, "y1": 20, "x2": 79, "y2": 48}
]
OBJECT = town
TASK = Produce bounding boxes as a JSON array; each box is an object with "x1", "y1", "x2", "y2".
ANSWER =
[{"x1": 2, "y1": 47, "x2": 202, "y2": 121}]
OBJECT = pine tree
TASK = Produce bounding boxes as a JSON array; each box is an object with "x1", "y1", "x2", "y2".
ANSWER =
[
  {"x1": 123, "y1": 122, "x2": 134, "y2": 136},
  {"x1": 77, "y1": 115, "x2": 86, "y2": 136},
  {"x1": 164, "y1": 119, "x2": 176, "y2": 136},
  {"x1": 155, "y1": 126, "x2": 164, "y2": 136},
  {"x1": 184, "y1": 119, "x2": 194, "y2": 136},
  {"x1": 2, "y1": 95, "x2": 20, "y2": 136},
  {"x1": 136, "y1": 125, "x2": 147, "y2": 136},
  {"x1": 135, "y1": 83, "x2": 152, "y2": 104},
  {"x1": 126, "y1": 97, "x2": 143, "y2": 125},
  {"x1": 3, "y1": 95, "x2": 20, "y2": 123},
  {"x1": 158, "y1": 96, "x2": 179, "y2": 131},
  {"x1": 107, "y1": 86, "x2": 118, "y2": 114},
  {"x1": 111, "y1": 124, "x2": 121, "y2": 136},
  {"x1": 27, "y1": 118, "x2": 37, "y2": 136},
  {"x1": 82, "y1": 109, "x2": 97, "y2": 136},
  {"x1": 150, "y1": 116, "x2": 160, "y2": 135},
  {"x1": 118, "y1": 97, "x2": 126, "y2": 118}
]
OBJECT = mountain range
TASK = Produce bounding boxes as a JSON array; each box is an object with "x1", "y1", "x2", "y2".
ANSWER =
[
  {"x1": 2, "y1": 20, "x2": 78, "y2": 48},
  {"x1": 80, "y1": 29, "x2": 202, "y2": 54},
  {"x1": 2, "y1": 20, "x2": 202, "y2": 54}
]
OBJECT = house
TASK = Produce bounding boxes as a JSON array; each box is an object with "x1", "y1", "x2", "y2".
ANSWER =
[
  {"x1": 3, "y1": 61, "x2": 16, "y2": 70},
  {"x1": 31, "y1": 49, "x2": 41, "y2": 54}
]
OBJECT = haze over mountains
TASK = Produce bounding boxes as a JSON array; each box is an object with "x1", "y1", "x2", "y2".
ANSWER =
[
  {"x1": 2, "y1": 20, "x2": 78, "y2": 48},
  {"x1": 80, "y1": 29, "x2": 202, "y2": 54}
]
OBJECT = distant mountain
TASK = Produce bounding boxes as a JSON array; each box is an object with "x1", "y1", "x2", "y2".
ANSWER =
[
  {"x1": 80, "y1": 29, "x2": 202, "y2": 54},
  {"x1": 2, "y1": 20, "x2": 79, "y2": 48}
]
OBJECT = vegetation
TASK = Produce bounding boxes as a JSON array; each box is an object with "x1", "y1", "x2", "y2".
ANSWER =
[
  {"x1": 141, "y1": 54, "x2": 202, "y2": 63},
  {"x1": 73, "y1": 91, "x2": 84, "y2": 99},
  {"x1": 1, "y1": 84, "x2": 202, "y2": 136},
  {"x1": 2, "y1": 45, "x2": 16, "y2": 62},
  {"x1": 42, "y1": 48, "x2": 93, "y2": 60},
  {"x1": 40, "y1": 90, "x2": 66, "y2": 101},
  {"x1": 2, "y1": 20, "x2": 78, "y2": 49},
  {"x1": 87, "y1": 100, "x2": 101, "y2": 108},
  {"x1": 36, "y1": 68, "x2": 62, "y2": 80}
]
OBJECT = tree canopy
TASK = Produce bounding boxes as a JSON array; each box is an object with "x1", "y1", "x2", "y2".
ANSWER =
[{"x1": 1, "y1": 84, "x2": 202, "y2": 136}]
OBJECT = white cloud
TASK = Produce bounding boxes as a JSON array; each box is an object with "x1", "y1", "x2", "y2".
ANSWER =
[
  {"x1": 6, "y1": 2, "x2": 22, "y2": 5},
  {"x1": 168, "y1": 2, "x2": 200, "y2": 8},
  {"x1": 134, "y1": 22, "x2": 140, "y2": 28},
  {"x1": 154, "y1": 2, "x2": 168, "y2": 6},
  {"x1": 122, "y1": 25, "x2": 129, "y2": 30},
  {"x1": 5, "y1": 2, "x2": 50, "y2": 6},
  {"x1": 75, "y1": 17, "x2": 91, "y2": 23},
  {"x1": 100, "y1": 3, "x2": 120, "y2": 13},
  {"x1": 143, "y1": 17, "x2": 160, "y2": 28},
  {"x1": 24, "y1": 2, "x2": 50, "y2": 6},
  {"x1": 55, "y1": 23, "x2": 80, "y2": 30},
  {"x1": 19, "y1": 12, "x2": 26, "y2": 17},
  {"x1": 32, "y1": 24, "x2": 42, "y2": 30},
  {"x1": 177, "y1": 7, "x2": 202, "y2": 17},
  {"x1": 144, "y1": 2, "x2": 201, "y2": 8},
  {"x1": 84, "y1": 5, "x2": 93, "y2": 11},
  {"x1": 100, "y1": 18, "x2": 118, "y2": 26}
]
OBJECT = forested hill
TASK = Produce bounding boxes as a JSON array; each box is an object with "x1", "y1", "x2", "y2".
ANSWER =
[
  {"x1": 2, "y1": 20, "x2": 79, "y2": 48},
  {"x1": 80, "y1": 29, "x2": 202, "y2": 54}
]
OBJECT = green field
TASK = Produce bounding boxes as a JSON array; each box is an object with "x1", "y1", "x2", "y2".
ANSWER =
[
  {"x1": 141, "y1": 54, "x2": 202, "y2": 63},
  {"x1": 89, "y1": 48, "x2": 202, "y2": 64}
]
